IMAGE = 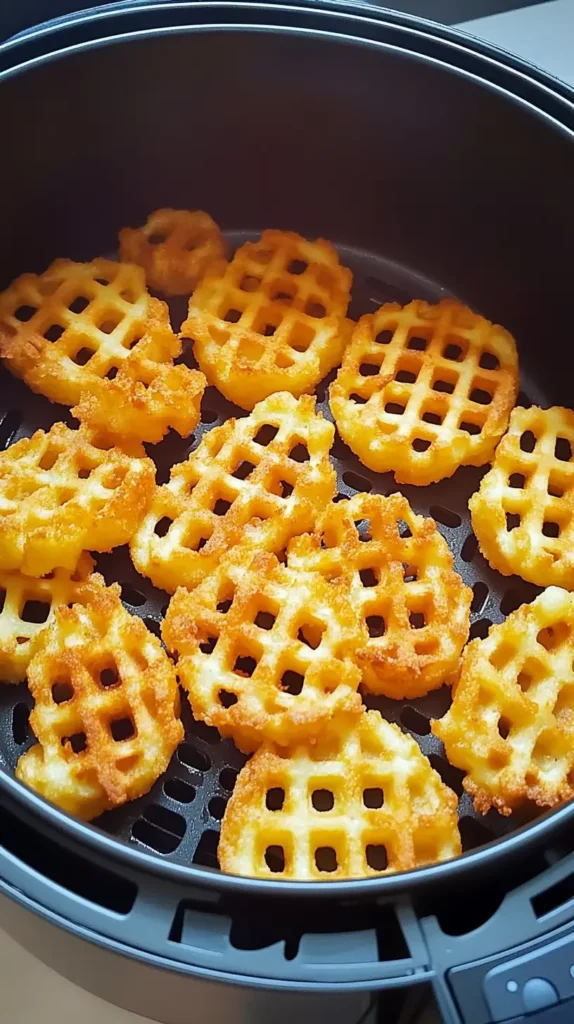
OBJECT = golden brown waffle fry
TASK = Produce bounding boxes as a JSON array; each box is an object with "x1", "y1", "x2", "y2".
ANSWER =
[
  {"x1": 16, "y1": 575, "x2": 183, "y2": 820},
  {"x1": 119, "y1": 208, "x2": 226, "y2": 296},
  {"x1": 470, "y1": 406, "x2": 574, "y2": 588},
  {"x1": 330, "y1": 299, "x2": 519, "y2": 485},
  {"x1": 219, "y1": 709, "x2": 461, "y2": 879},
  {"x1": 163, "y1": 549, "x2": 362, "y2": 753},
  {"x1": 130, "y1": 392, "x2": 336, "y2": 593},
  {"x1": 0, "y1": 422, "x2": 155, "y2": 576},
  {"x1": 181, "y1": 230, "x2": 353, "y2": 410},
  {"x1": 0, "y1": 554, "x2": 93, "y2": 684},
  {"x1": 288, "y1": 493, "x2": 471, "y2": 699},
  {"x1": 0, "y1": 258, "x2": 170, "y2": 404},
  {"x1": 0, "y1": 257, "x2": 205, "y2": 445},
  {"x1": 73, "y1": 357, "x2": 206, "y2": 447},
  {"x1": 433, "y1": 587, "x2": 574, "y2": 815}
]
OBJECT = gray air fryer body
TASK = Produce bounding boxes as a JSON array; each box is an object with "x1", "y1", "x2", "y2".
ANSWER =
[{"x1": 0, "y1": 5, "x2": 574, "y2": 1024}]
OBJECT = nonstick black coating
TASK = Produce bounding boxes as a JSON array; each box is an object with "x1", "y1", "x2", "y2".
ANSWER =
[{"x1": 0, "y1": 230, "x2": 550, "y2": 870}]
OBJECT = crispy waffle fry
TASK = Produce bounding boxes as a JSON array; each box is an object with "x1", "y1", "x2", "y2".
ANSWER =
[
  {"x1": 163, "y1": 549, "x2": 362, "y2": 752},
  {"x1": 181, "y1": 230, "x2": 353, "y2": 410},
  {"x1": 0, "y1": 257, "x2": 205, "y2": 445},
  {"x1": 219, "y1": 709, "x2": 461, "y2": 878},
  {"x1": 288, "y1": 493, "x2": 471, "y2": 699},
  {"x1": 73, "y1": 358, "x2": 206, "y2": 447},
  {"x1": 470, "y1": 406, "x2": 574, "y2": 588},
  {"x1": 131, "y1": 392, "x2": 335, "y2": 593},
  {"x1": 330, "y1": 299, "x2": 519, "y2": 485},
  {"x1": 0, "y1": 422, "x2": 155, "y2": 576},
  {"x1": 433, "y1": 587, "x2": 574, "y2": 815},
  {"x1": 119, "y1": 208, "x2": 226, "y2": 296},
  {"x1": 16, "y1": 575, "x2": 183, "y2": 820},
  {"x1": 0, "y1": 258, "x2": 171, "y2": 404},
  {"x1": 0, "y1": 554, "x2": 93, "y2": 684}
]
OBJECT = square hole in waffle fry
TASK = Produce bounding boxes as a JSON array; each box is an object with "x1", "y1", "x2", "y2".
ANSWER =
[
  {"x1": 329, "y1": 299, "x2": 519, "y2": 485},
  {"x1": 16, "y1": 574, "x2": 183, "y2": 820},
  {"x1": 433, "y1": 587, "x2": 574, "y2": 816},
  {"x1": 130, "y1": 392, "x2": 335, "y2": 593},
  {"x1": 0, "y1": 422, "x2": 155, "y2": 576},
  {"x1": 73, "y1": 357, "x2": 206, "y2": 447},
  {"x1": 218, "y1": 709, "x2": 461, "y2": 878},
  {"x1": 288, "y1": 493, "x2": 471, "y2": 699},
  {"x1": 470, "y1": 406, "x2": 574, "y2": 588},
  {"x1": 119, "y1": 208, "x2": 226, "y2": 296},
  {"x1": 0, "y1": 554, "x2": 93, "y2": 684},
  {"x1": 162, "y1": 549, "x2": 363, "y2": 752},
  {"x1": 181, "y1": 230, "x2": 353, "y2": 410}
]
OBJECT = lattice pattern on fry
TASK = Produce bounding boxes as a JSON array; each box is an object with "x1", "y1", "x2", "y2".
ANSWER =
[
  {"x1": 0, "y1": 258, "x2": 169, "y2": 404},
  {"x1": 433, "y1": 587, "x2": 574, "y2": 815},
  {"x1": 0, "y1": 422, "x2": 155, "y2": 576},
  {"x1": 119, "y1": 208, "x2": 226, "y2": 296},
  {"x1": 16, "y1": 575, "x2": 183, "y2": 820},
  {"x1": 130, "y1": 392, "x2": 336, "y2": 593},
  {"x1": 288, "y1": 493, "x2": 471, "y2": 699},
  {"x1": 0, "y1": 554, "x2": 94, "y2": 684},
  {"x1": 181, "y1": 230, "x2": 353, "y2": 410},
  {"x1": 0, "y1": 257, "x2": 204, "y2": 445},
  {"x1": 163, "y1": 549, "x2": 362, "y2": 752},
  {"x1": 330, "y1": 299, "x2": 519, "y2": 485},
  {"x1": 219, "y1": 709, "x2": 461, "y2": 878},
  {"x1": 470, "y1": 406, "x2": 574, "y2": 589}
]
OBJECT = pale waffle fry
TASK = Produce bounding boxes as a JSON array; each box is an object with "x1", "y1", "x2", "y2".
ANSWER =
[
  {"x1": 181, "y1": 230, "x2": 353, "y2": 410},
  {"x1": 330, "y1": 299, "x2": 519, "y2": 485},
  {"x1": 219, "y1": 709, "x2": 461, "y2": 879},
  {"x1": 433, "y1": 587, "x2": 574, "y2": 816},
  {"x1": 470, "y1": 406, "x2": 574, "y2": 589},
  {"x1": 163, "y1": 549, "x2": 362, "y2": 753},
  {"x1": 288, "y1": 493, "x2": 471, "y2": 699},
  {"x1": 0, "y1": 554, "x2": 93, "y2": 684},
  {"x1": 130, "y1": 392, "x2": 336, "y2": 593},
  {"x1": 16, "y1": 575, "x2": 183, "y2": 821},
  {"x1": 0, "y1": 257, "x2": 205, "y2": 445},
  {"x1": 0, "y1": 422, "x2": 155, "y2": 576},
  {"x1": 119, "y1": 208, "x2": 226, "y2": 296}
]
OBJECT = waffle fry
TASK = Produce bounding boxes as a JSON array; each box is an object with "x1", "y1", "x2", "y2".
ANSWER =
[
  {"x1": 219, "y1": 709, "x2": 461, "y2": 878},
  {"x1": 0, "y1": 422, "x2": 155, "y2": 576},
  {"x1": 330, "y1": 299, "x2": 519, "y2": 485},
  {"x1": 0, "y1": 554, "x2": 93, "y2": 684},
  {"x1": 163, "y1": 549, "x2": 362, "y2": 752},
  {"x1": 131, "y1": 392, "x2": 336, "y2": 593},
  {"x1": 470, "y1": 406, "x2": 574, "y2": 588},
  {"x1": 433, "y1": 588, "x2": 574, "y2": 815},
  {"x1": 181, "y1": 230, "x2": 353, "y2": 410},
  {"x1": 16, "y1": 575, "x2": 183, "y2": 820},
  {"x1": 73, "y1": 357, "x2": 206, "y2": 447},
  {"x1": 119, "y1": 208, "x2": 226, "y2": 296},
  {"x1": 0, "y1": 257, "x2": 204, "y2": 445},
  {"x1": 288, "y1": 493, "x2": 471, "y2": 699}
]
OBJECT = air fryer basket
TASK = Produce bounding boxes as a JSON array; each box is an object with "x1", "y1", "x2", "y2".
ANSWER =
[
  {"x1": 0, "y1": 0, "x2": 573, "y2": 887},
  {"x1": 0, "y1": 232, "x2": 547, "y2": 870},
  {"x1": 1, "y1": 6, "x2": 574, "y2": 1024}
]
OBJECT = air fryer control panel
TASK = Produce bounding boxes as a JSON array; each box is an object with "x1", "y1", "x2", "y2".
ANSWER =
[{"x1": 448, "y1": 927, "x2": 574, "y2": 1023}]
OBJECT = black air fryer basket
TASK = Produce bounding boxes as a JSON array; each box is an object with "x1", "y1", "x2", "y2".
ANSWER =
[{"x1": 1, "y1": 4, "x2": 574, "y2": 1024}]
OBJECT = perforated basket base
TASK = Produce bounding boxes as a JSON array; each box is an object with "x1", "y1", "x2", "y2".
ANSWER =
[{"x1": 0, "y1": 231, "x2": 546, "y2": 873}]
